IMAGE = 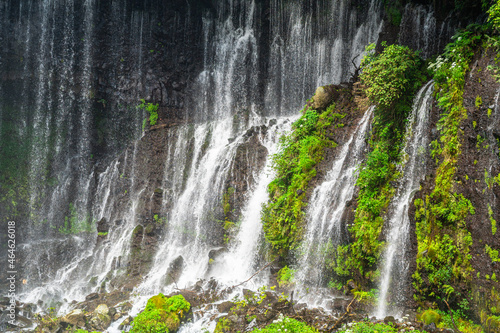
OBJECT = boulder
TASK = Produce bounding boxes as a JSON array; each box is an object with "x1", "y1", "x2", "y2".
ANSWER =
[
  {"x1": 216, "y1": 301, "x2": 234, "y2": 313},
  {"x1": 60, "y1": 309, "x2": 85, "y2": 327},
  {"x1": 165, "y1": 255, "x2": 184, "y2": 286},
  {"x1": 312, "y1": 86, "x2": 334, "y2": 110},
  {"x1": 97, "y1": 217, "x2": 109, "y2": 233},
  {"x1": 89, "y1": 303, "x2": 111, "y2": 330}
]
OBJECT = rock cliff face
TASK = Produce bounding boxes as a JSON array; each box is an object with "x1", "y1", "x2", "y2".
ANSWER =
[{"x1": 409, "y1": 48, "x2": 500, "y2": 324}]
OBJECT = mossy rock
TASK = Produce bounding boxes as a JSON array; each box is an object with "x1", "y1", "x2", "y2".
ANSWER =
[
  {"x1": 311, "y1": 86, "x2": 334, "y2": 110},
  {"x1": 130, "y1": 294, "x2": 190, "y2": 333},
  {"x1": 421, "y1": 309, "x2": 441, "y2": 325},
  {"x1": 144, "y1": 223, "x2": 155, "y2": 235},
  {"x1": 132, "y1": 225, "x2": 144, "y2": 237}
]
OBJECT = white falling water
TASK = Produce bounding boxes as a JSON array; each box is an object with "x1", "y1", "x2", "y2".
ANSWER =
[
  {"x1": 398, "y1": 5, "x2": 456, "y2": 59},
  {"x1": 294, "y1": 107, "x2": 373, "y2": 307},
  {"x1": 10, "y1": 0, "x2": 384, "y2": 313},
  {"x1": 208, "y1": 119, "x2": 293, "y2": 286},
  {"x1": 266, "y1": 0, "x2": 383, "y2": 115},
  {"x1": 376, "y1": 81, "x2": 434, "y2": 318},
  {"x1": 137, "y1": 116, "x2": 292, "y2": 294}
]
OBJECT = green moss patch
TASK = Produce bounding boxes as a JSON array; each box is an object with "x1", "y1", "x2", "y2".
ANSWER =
[{"x1": 131, "y1": 294, "x2": 190, "y2": 333}]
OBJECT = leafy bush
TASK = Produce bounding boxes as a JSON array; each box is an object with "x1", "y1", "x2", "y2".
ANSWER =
[
  {"x1": 360, "y1": 43, "x2": 425, "y2": 126},
  {"x1": 131, "y1": 294, "x2": 190, "y2": 333},
  {"x1": 489, "y1": 0, "x2": 500, "y2": 31},
  {"x1": 251, "y1": 315, "x2": 318, "y2": 333},
  {"x1": 277, "y1": 266, "x2": 295, "y2": 287},
  {"x1": 138, "y1": 99, "x2": 159, "y2": 129}
]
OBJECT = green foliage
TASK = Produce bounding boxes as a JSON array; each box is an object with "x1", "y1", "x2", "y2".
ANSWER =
[
  {"x1": 214, "y1": 317, "x2": 231, "y2": 333},
  {"x1": 153, "y1": 214, "x2": 168, "y2": 225},
  {"x1": 262, "y1": 103, "x2": 343, "y2": 256},
  {"x1": 489, "y1": 0, "x2": 500, "y2": 31},
  {"x1": 131, "y1": 294, "x2": 190, "y2": 333},
  {"x1": 75, "y1": 330, "x2": 101, "y2": 333},
  {"x1": 436, "y1": 309, "x2": 484, "y2": 333},
  {"x1": 360, "y1": 43, "x2": 425, "y2": 126},
  {"x1": 138, "y1": 99, "x2": 159, "y2": 129},
  {"x1": 485, "y1": 244, "x2": 500, "y2": 262},
  {"x1": 251, "y1": 315, "x2": 318, "y2": 333},
  {"x1": 97, "y1": 232, "x2": 108, "y2": 236},
  {"x1": 336, "y1": 43, "x2": 426, "y2": 282},
  {"x1": 413, "y1": 25, "x2": 486, "y2": 306},
  {"x1": 220, "y1": 187, "x2": 237, "y2": 244},
  {"x1": 277, "y1": 266, "x2": 295, "y2": 287},
  {"x1": 475, "y1": 95, "x2": 483, "y2": 108},
  {"x1": 488, "y1": 204, "x2": 497, "y2": 235},
  {"x1": 337, "y1": 320, "x2": 424, "y2": 333}
]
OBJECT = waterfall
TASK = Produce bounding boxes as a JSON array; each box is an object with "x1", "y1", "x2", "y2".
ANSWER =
[
  {"x1": 376, "y1": 81, "x2": 434, "y2": 318},
  {"x1": 1, "y1": 0, "x2": 384, "y2": 309},
  {"x1": 398, "y1": 5, "x2": 456, "y2": 59},
  {"x1": 137, "y1": 117, "x2": 292, "y2": 295},
  {"x1": 294, "y1": 107, "x2": 373, "y2": 306}
]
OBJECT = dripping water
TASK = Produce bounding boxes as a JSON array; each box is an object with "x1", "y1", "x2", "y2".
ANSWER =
[{"x1": 376, "y1": 81, "x2": 434, "y2": 318}]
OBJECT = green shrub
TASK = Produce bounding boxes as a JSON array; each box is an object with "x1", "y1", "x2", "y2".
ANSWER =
[
  {"x1": 251, "y1": 315, "x2": 318, "y2": 333},
  {"x1": 489, "y1": 0, "x2": 500, "y2": 31},
  {"x1": 277, "y1": 266, "x2": 295, "y2": 287},
  {"x1": 138, "y1": 99, "x2": 159, "y2": 129},
  {"x1": 360, "y1": 43, "x2": 425, "y2": 126},
  {"x1": 131, "y1": 294, "x2": 190, "y2": 333}
]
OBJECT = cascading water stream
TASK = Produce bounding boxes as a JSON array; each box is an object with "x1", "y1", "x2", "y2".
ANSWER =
[
  {"x1": 294, "y1": 107, "x2": 373, "y2": 307},
  {"x1": 375, "y1": 81, "x2": 434, "y2": 318}
]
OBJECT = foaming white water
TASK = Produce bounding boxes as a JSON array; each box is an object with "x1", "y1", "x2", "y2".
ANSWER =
[
  {"x1": 375, "y1": 81, "x2": 434, "y2": 318},
  {"x1": 294, "y1": 107, "x2": 373, "y2": 307}
]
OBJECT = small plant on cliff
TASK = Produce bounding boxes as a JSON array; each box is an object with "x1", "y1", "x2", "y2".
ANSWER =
[
  {"x1": 131, "y1": 294, "x2": 190, "y2": 333},
  {"x1": 138, "y1": 99, "x2": 159, "y2": 129},
  {"x1": 277, "y1": 266, "x2": 296, "y2": 287}
]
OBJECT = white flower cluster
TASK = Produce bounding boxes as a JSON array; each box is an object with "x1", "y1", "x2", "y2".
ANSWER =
[
  {"x1": 428, "y1": 55, "x2": 445, "y2": 71},
  {"x1": 272, "y1": 313, "x2": 285, "y2": 324},
  {"x1": 271, "y1": 314, "x2": 292, "y2": 332}
]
